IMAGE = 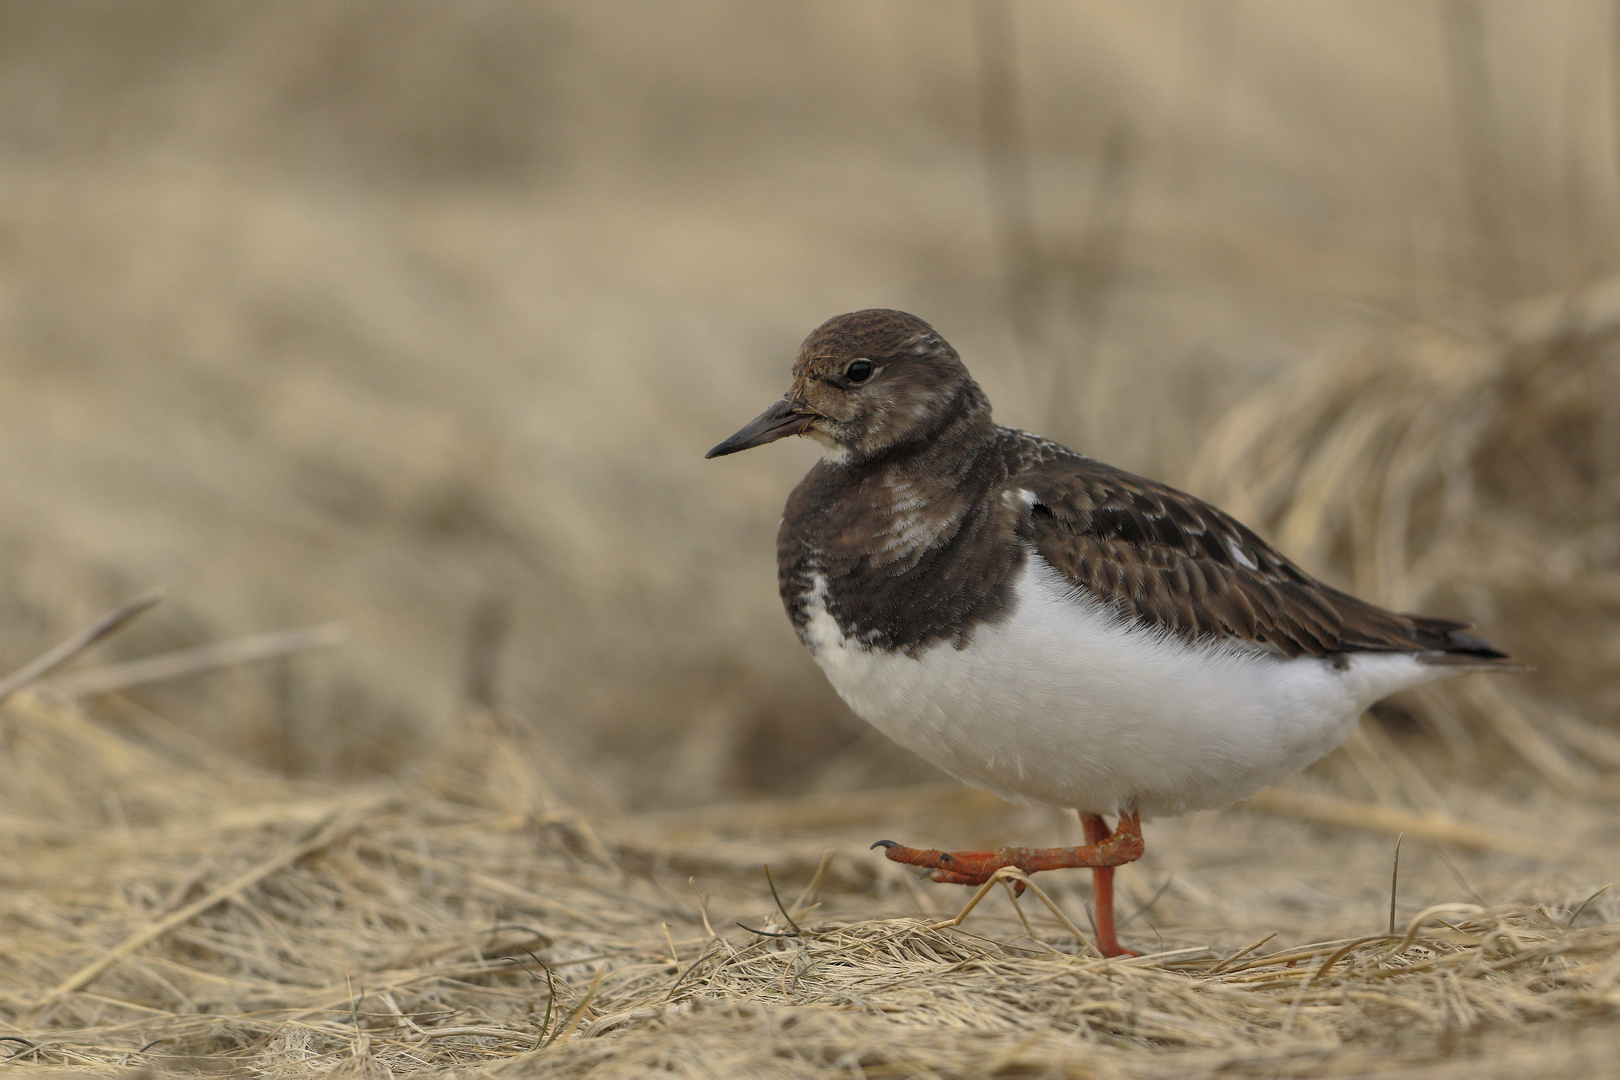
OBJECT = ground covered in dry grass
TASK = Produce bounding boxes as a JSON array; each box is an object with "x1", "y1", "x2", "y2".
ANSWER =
[{"x1": 3, "y1": 686, "x2": 1618, "y2": 1080}]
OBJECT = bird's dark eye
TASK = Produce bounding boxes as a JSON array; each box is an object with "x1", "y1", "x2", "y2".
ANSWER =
[{"x1": 845, "y1": 360, "x2": 874, "y2": 383}]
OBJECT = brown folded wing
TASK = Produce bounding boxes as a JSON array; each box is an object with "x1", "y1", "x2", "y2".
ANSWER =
[{"x1": 1019, "y1": 455, "x2": 1508, "y2": 663}]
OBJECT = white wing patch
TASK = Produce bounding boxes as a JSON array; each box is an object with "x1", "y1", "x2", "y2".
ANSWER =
[{"x1": 1226, "y1": 537, "x2": 1259, "y2": 570}]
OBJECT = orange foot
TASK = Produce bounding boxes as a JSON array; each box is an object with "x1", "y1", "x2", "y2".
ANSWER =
[{"x1": 874, "y1": 810, "x2": 1144, "y2": 958}]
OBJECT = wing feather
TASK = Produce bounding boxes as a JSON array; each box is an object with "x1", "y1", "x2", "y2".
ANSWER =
[{"x1": 1009, "y1": 438, "x2": 1508, "y2": 662}]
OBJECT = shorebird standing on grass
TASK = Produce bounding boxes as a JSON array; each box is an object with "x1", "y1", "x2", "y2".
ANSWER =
[{"x1": 707, "y1": 309, "x2": 1514, "y2": 957}]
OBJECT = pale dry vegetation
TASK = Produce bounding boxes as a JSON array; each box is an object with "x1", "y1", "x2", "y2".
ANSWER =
[
  {"x1": 2, "y1": 3, "x2": 1619, "y2": 1077},
  {"x1": 2, "y1": 666, "x2": 1619, "y2": 1078}
]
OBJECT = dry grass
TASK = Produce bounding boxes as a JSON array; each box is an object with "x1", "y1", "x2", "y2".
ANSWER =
[
  {"x1": 2, "y1": 685, "x2": 1619, "y2": 1079},
  {"x1": 1192, "y1": 275, "x2": 1620, "y2": 796}
]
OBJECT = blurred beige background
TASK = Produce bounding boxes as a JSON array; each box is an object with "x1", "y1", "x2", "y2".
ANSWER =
[{"x1": 1, "y1": 1, "x2": 1614, "y2": 807}]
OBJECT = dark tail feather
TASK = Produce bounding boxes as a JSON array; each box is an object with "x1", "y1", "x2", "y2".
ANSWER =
[{"x1": 1407, "y1": 614, "x2": 1522, "y2": 668}]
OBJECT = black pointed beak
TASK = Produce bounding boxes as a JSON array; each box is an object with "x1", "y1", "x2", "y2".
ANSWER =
[{"x1": 705, "y1": 398, "x2": 816, "y2": 459}]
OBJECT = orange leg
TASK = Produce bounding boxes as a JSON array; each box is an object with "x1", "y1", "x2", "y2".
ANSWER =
[
  {"x1": 874, "y1": 810, "x2": 1144, "y2": 958},
  {"x1": 1080, "y1": 812, "x2": 1136, "y2": 958}
]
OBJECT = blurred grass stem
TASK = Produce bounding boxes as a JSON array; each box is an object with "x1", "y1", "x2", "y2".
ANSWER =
[
  {"x1": 0, "y1": 588, "x2": 164, "y2": 706},
  {"x1": 47, "y1": 624, "x2": 345, "y2": 699}
]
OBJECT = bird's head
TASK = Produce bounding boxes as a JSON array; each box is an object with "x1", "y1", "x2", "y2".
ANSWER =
[{"x1": 706, "y1": 309, "x2": 987, "y2": 464}]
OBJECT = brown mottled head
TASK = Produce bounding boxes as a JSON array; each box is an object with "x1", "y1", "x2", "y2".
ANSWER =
[{"x1": 706, "y1": 309, "x2": 992, "y2": 464}]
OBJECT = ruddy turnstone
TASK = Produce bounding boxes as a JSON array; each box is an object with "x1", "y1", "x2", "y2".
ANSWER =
[{"x1": 707, "y1": 309, "x2": 1513, "y2": 957}]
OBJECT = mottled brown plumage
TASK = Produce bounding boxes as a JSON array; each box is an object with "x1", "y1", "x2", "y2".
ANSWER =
[
  {"x1": 1017, "y1": 439, "x2": 1507, "y2": 663},
  {"x1": 716, "y1": 308, "x2": 1508, "y2": 667}
]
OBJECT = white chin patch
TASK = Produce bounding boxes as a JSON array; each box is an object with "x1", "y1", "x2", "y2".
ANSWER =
[{"x1": 807, "y1": 429, "x2": 851, "y2": 463}]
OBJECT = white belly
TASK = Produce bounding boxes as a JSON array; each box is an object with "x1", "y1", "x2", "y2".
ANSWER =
[{"x1": 801, "y1": 555, "x2": 1457, "y2": 817}]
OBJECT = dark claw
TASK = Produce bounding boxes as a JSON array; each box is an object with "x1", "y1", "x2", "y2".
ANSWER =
[
  {"x1": 871, "y1": 840, "x2": 898, "y2": 850},
  {"x1": 937, "y1": 852, "x2": 953, "y2": 863}
]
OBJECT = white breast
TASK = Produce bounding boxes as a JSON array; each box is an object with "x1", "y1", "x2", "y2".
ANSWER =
[{"x1": 801, "y1": 554, "x2": 1459, "y2": 817}]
